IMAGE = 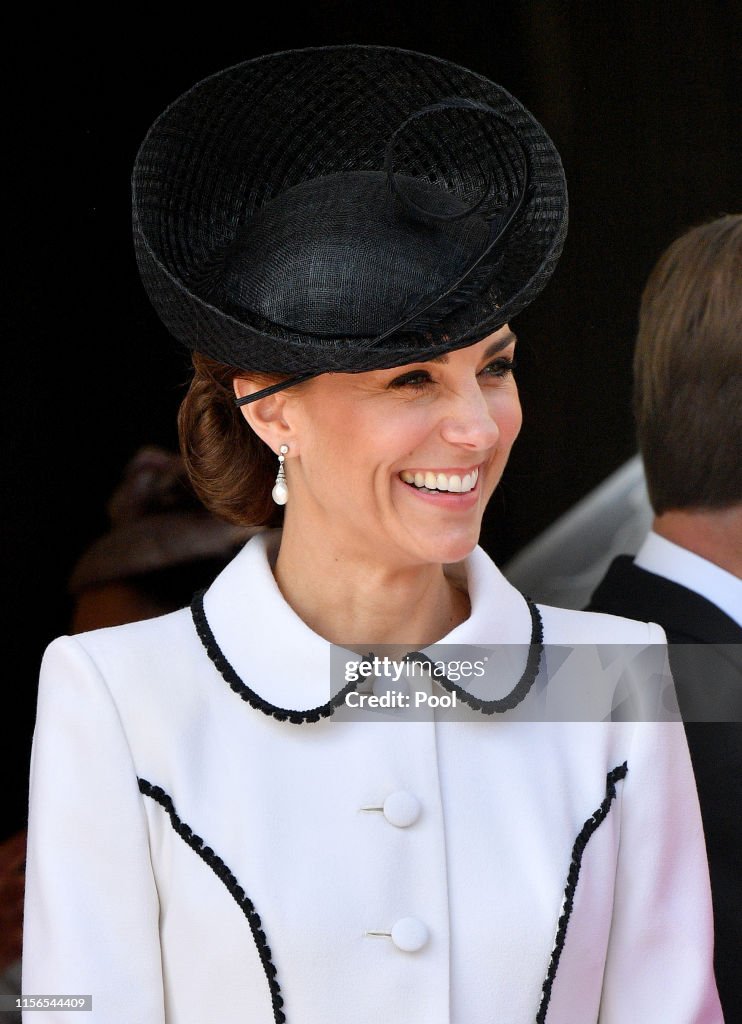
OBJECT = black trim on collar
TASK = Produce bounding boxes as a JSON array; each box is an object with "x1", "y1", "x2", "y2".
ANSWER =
[
  {"x1": 191, "y1": 588, "x2": 354, "y2": 723},
  {"x1": 191, "y1": 587, "x2": 544, "y2": 723},
  {"x1": 409, "y1": 598, "x2": 543, "y2": 714},
  {"x1": 536, "y1": 761, "x2": 629, "y2": 1023},
  {"x1": 138, "y1": 778, "x2": 286, "y2": 1024}
]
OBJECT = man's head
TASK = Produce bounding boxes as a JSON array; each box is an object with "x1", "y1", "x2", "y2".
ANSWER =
[{"x1": 634, "y1": 214, "x2": 742, "y2": 514}]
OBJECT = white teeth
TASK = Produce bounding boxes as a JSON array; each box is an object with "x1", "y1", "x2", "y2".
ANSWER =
[{"x1": 400, "y1": 468, "x2": 480, "y2": 494}]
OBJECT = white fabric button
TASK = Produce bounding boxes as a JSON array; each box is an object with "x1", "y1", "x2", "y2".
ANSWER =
[
  {"x1": 391, "y1": 917, "x2": 429, "y2": 952},
  {"x1": 383, "y1": 791, "x2": 422, "y2": 828}
]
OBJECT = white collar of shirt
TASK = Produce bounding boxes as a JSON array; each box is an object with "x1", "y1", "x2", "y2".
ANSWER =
[
  {"x1": 634, "y1": 530, "x2": 742, "y2": 627},
  {"x1": 203, "y1": 529, "x2": 532, "y2": 712}
]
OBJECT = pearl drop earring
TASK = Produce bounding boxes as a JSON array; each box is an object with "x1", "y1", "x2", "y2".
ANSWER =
[{"x1": 272, "y1": 444, "x2": 289, "y2": 505}]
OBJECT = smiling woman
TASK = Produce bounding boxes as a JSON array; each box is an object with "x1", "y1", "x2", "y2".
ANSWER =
[{"x1": 22, "y1": 46, "x2": 722, "y2": 1024}]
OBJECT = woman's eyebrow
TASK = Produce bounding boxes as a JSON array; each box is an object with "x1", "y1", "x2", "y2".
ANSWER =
[
  {"x1": 428, "y1": 331, "x2": 518, "y2": 365},
  {"x1": 484, "y1": 331, "x2": 518, "y2": 356}
]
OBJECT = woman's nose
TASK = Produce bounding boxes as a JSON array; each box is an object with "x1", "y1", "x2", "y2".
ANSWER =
[{"x1": 438, "y1": 386, "x2": 501, "y2": 449}]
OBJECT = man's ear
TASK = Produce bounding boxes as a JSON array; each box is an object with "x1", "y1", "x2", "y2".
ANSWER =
[{"x1": 233, "y1": 377, "x2": 294, "y2": 453}]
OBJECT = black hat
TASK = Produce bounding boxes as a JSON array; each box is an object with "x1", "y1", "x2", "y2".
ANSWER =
[{"x1": 132, "y1": 45, "x2": 567, "y2": 402}]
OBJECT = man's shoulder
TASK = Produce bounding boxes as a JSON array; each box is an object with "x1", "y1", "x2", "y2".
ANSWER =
[{"x1": 587, "y1": 555, "x2": 742, "y2": 644}]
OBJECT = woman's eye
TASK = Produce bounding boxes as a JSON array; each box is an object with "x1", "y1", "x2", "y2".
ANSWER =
[
  {"x1": 388, "y1": 371, "x2": 433, "y2": 390},
  {"x1": 480, "y1": 357, "x2": 516, "y2": 379},
  {"x1": 387, "y1": 357, "x2": 515, "y2": 391}
]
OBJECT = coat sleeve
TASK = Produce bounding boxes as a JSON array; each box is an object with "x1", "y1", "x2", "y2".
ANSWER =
[
  {"x1": 22, "y1": 635, "x2": 165, "y2": 1023},
  {"x1": 599, "y1": 719, "x2": 723, "y2": 1022}
]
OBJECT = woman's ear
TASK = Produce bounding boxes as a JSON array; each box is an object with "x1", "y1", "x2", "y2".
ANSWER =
[{"x1": 233, "y1": 377, "x2": 295, "y2": 453}]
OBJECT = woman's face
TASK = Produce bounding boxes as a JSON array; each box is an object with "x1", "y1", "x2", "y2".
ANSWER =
[{"x1": 258, "y1": 325, "x2": 521, "y2": 568}]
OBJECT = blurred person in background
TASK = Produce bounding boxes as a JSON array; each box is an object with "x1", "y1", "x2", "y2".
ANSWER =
[
  {"x1": 68, "y1": 446, "x2": 256, "y2": 632},
  {"x1": 588, "y1": 213, "x2": 742, "y2": 1017}
]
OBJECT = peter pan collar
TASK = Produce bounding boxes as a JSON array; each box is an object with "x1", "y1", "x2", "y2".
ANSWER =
[{"x1": 201, "y1": 529, "x2": 534, "y2": 715}]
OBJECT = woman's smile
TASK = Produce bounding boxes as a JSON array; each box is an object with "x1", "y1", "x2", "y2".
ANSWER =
[
  {"x1": 396, "y1": 465, "x2": 482, "y2": 508},
  {"x1": 399, "y1": 466, "x2": 480, "y2": 494}
]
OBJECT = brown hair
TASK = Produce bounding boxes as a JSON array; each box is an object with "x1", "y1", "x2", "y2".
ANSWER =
[
  {"x1": 178, "y1": 352, "x2": 288, "y2": 527},
  {"x1": 634, "y1": 214, "x2": 742, "y2": 514}
]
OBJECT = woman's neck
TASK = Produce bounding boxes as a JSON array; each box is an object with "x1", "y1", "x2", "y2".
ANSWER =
[{"x1": 272, "y1": 525, "x2": 471, "y2": 648}]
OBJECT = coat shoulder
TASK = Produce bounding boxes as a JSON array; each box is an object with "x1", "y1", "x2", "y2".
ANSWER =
[
  {"x1": 42, "y1": 606, "x2": 199, "y2": 694},
  {"x1": 537, "y1": 603, "x2": 666, "y2": 645}
]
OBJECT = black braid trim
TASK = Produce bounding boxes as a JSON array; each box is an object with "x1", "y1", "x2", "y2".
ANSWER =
[
  {"x1": 138, "y1": 778, "x2": 286, "y2": 1024},
  {"x1": 191, "y1": 588, "x2": 356, "y2": 724},
  {"x1": 536, "y1": 761, "x2": 628, "y2": 1024},
  {"x1": 191, "y1": 588, "x2": 543, "y2": 722},
  {"x1": 408, "y1": 597, "x2": 543, "y2": 714}
]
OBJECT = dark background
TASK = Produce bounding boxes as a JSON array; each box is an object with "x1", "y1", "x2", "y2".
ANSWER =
[{"x1": 4, "y1": 3, "x2": 739, "y2": 837}]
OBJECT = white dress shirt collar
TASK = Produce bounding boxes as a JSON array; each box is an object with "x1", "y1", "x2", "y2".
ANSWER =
[{"x1": 634, "y1": 530, "x2": 742, "y2": 627}]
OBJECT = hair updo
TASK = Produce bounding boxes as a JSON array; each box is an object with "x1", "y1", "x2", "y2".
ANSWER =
[{"x1": 178, "y1": 352, "x2": 289, "y2": 527}]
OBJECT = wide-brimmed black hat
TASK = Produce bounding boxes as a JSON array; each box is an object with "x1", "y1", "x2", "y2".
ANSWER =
[{"x1": 132, "y1": 45, "x2": 567, "y2": 402}]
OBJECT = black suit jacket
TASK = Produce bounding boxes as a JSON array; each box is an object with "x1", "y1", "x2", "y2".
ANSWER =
[{"x1": 588, "y1": 555, "x2": 742, "y2": 1019}]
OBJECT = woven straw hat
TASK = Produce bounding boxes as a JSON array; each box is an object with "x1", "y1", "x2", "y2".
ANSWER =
[{"x1": 132, "y1": 45, "x2": 567, "y2": 399}]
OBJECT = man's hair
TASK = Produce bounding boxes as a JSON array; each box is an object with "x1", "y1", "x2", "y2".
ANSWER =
[{"x1": 634, "y1": 214, "x2": 742, "y2": 513}]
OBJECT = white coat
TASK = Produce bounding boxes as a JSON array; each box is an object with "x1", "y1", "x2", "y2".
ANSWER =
[{"x1": 23, "y1": 530, "x2": 723, "y2": 1023}]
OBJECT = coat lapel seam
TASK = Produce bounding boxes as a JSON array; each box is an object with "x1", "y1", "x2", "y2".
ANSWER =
[{"x1": 138, "y1": 778, "x2": 287, "y2": 1024}]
